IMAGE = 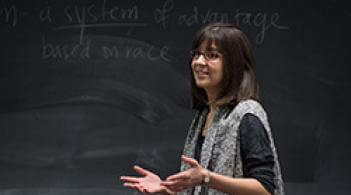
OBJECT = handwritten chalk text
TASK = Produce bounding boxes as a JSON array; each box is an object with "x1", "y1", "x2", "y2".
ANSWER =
[
  {"x1": 0, "y1": 3, "x2": 18, "y2": 26},
  {"x1": 102, "y1": 45, "x2": 170, "y2": 62},
  {"x1": 42, "y1": 37, "x2": 91, "y2": 60}
]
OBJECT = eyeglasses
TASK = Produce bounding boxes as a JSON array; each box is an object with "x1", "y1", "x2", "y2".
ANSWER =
[{"x1": 190, "y1": 50, "x2": 221, "y2": 61}]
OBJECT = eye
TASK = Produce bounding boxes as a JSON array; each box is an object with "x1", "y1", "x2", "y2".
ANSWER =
[
  {"x1": 205, "y1": 51, "x2": 219, "y2": 60},
  {"x1": 190, "y1": 50, "x2": 201, "y2": 59}
]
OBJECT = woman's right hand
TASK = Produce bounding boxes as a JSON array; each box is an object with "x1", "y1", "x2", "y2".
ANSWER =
[{"x1": 120, "y1": 165, "x2": 175, "y2": 195}]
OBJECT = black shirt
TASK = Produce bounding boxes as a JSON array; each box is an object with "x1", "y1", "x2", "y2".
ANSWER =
[{"x1": 194, "y1": 113, "x2": 276, "y2": 194}]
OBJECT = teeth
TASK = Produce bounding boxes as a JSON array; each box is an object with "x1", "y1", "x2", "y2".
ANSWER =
[
  {"x1": 195, "y1": 66, "x2": 208, "y2": 74},
  {"x1": 197, "y1": 71, "x2": 209, "y2": 75}
]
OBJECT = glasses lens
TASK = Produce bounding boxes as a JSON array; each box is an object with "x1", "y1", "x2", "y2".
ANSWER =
[
  {"x1": 205, "y1": 51, "x2": 219, "y2": 60},
  {"x1": 190, "y1": 50, "x2": 220, "y2": 60},
  {"x1": 190, "y1": 50, "x2": 199, "y2": 59}
]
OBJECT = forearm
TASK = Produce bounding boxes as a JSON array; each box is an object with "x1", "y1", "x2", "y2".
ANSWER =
[{"x1": 206, "y1": 170, "x2": 271, "y2": 195}]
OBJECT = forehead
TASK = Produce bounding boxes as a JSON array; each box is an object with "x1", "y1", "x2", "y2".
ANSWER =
[{"x1": 197, "y1": 39, "x2": 219, "y2": 51}]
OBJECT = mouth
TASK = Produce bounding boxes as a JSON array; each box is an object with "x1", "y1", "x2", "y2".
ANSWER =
[
  {"x1": 195, "y1": 69, "x2": 210, "y2": 76},
  {"x1": 197, "y1": 72, "x2": 208, "y2": 77},
  {"x1": 196, "y1": 71, "x2": 210, "y2": 78}
]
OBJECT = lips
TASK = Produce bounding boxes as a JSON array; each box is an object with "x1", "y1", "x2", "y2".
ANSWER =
[
  {"x1": 194, "y1": 65, "x2": 209, "y2": 77},
  {"x1": 196, "y1": 70, "x2": 209, "y2": 76}
]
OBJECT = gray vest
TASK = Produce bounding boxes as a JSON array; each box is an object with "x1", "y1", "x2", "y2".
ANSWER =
[{"x1": 179, "y1": 99, "x2": 284, "y2": 195}]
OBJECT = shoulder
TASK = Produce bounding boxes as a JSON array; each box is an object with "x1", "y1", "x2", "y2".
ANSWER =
[
  {"x1": 237, "y1": 99, "x2": 268, "y2": 121},
  {"x1": 224, "y1": 99, "x2": 268, "y2": 122},
  {"x1": 240, "y1": 113, "x2": 263, "y2": 126},
  {"x1": 239, "y1": 113, "x2": 268, "y2": 138},
  {"x1": 236, "y1": 99, "x2": 265, "y2": 113}
]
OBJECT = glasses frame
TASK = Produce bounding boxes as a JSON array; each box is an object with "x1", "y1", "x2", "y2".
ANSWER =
[{"x1": 189, "y1": 50, "x2": 222, "y2": 61}]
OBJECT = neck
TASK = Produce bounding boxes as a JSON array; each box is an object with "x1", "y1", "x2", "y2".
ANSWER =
[
  {"x1": 208, "y1": 103, "x2": 218, "y2": 113},
  {"x1": 205, "y1": 88, "x2": 219, "y2": 112}
]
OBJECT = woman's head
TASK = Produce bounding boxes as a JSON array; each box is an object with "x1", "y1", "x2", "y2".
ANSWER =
[{"x1": 190, "y1": 23, "x2": 259, "y2": 109}]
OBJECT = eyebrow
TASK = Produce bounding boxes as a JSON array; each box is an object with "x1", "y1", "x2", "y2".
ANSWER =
[
  {"x1": 197, "y1": 40, "x2": 218, "y2": 50},
  {"x1": 206, "y1": 43, "x2": 218, "y2": 51},
  {"x1": 197, "y1": 46, "x2": 218, "y2": 51}
]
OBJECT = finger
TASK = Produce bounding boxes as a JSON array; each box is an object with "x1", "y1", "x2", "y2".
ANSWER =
[
  {"x1": 144, "y1": 186, "x2": 163, "y2": 194},
  {"x1": 161, "y1": 183, "x2": 179, "y2": 192},
  {"x1": 159, "y1": 186, "x2": 174, "y2": 194},
  {"x1": 168, "y1": 185, "x2": 185, "y2": 193},
  {"x1": 144, "y1": 188, "x2": 151, "y2": 193},
  {"x1": 162, "y1": 180, "x2": 187, "y2": 191},
  {"x1": 135, "y1": 185, "x2": 145, "y2": 193},
  {"x1": 133, "y1": 165, "x2": 153, "y2": 176},
  {"x1": 123, "y1": 183, "x2": 145, "y2": 193},
  {"x1": 120, "y1": 176, "x2": 140, "y2": 183},
  {"x1": 168, "y1": 186, "x2": 180, "y2": 192},
  {"x1": 166, "y1": 172, "x2": 190, "y2": 181},
  {"x1": 161, "y1": 180, "x2": 177, "y2": 186},
  {"x1": 123, "y1": 182, "x2": 138, "y2": 189},
  {"x1": 181, "y1": 155, "x2": 199, "y2": 167},
  {"x1": 144, "y1": 188, "x2": 157, "y2": 194},
  {"x1": 164, "y1": 186, "x2": 179, "y2": 194}
]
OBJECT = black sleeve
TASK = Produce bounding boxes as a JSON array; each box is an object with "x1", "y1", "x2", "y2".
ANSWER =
[{"x1": 239, "y1": 113, "x2": 276, "y2": 194}]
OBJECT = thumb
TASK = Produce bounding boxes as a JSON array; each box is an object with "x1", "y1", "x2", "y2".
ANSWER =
[{"x1": 181, "y1": 155, "x2": 199, "y2": 167}]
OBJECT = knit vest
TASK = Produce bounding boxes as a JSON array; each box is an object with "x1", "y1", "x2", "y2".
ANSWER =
[{"x1": 179, "y1": 99, "x2": 284, "y2": 195}]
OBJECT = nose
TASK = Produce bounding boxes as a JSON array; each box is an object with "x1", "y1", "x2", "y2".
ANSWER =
[
  {"x1": 192, "y1": 55, "x2": 207, "y2": 72},
  {"x1": 193, "y1": 54, "x2": 207, "y2": 64}
]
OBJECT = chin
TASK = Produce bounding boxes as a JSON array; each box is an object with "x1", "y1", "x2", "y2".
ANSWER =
[{"x1": 195, "y1": 81, "x2": 210, "y2": 89}]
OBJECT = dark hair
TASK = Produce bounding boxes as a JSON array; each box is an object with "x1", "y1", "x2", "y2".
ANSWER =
[{"x1": 190, "y1": 23, "x2": 259, "y2": 109}]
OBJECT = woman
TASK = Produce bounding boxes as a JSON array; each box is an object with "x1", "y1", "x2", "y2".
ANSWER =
[{"x1": 120, "y1": 23, "x2": 284, "y2": 195}]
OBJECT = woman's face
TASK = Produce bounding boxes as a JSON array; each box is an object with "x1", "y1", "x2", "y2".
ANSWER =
[{"x1": 191, "y1": 42, "x2": 224, "y2": 95}]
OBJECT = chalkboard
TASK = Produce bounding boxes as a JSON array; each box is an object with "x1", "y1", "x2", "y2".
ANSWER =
[{"x1": 1, "y1": 0, "x2": 350, "y2": 194}]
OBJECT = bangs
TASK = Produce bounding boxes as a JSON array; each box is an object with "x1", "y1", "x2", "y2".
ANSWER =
[{"x1": 192, "y1": 28, "x2": 221, "y2": 51}]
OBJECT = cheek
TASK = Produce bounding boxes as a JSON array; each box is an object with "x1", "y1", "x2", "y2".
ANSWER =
[
  {"x1": 213, "y1": 62, "x2": 224, "y2": 76},
  {"x1": 214, "y1": 65, "x2": 224, "y2": 83},
  {"x1": 191, "y1": 65, "x2": 196, "y2": 76},
  {"x1": 191, "y1": 62, "x2": 199, "y2": 75},
  {"x1": 219, "y1": 66, "x2": 224, "y2": 77},
  {"x1": 191, "y1": 63, "x2": 195, "y2": 71}
]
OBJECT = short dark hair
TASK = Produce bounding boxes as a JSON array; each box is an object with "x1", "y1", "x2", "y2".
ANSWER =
[{"x1": 190, "y1": 23, "x2": 259, "y2": 109}]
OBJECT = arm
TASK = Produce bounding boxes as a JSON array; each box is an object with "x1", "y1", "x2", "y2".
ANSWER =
[
  {"x1": 162, "y1": 156, "x2": 270, "y2": 195},
  {"x1": 204, "y1": 170, "x2": 270, "y2": 195},
  {"x1": 209, "y1": 113, "x2": 275, "y2": 195},
  {"x1": 162, "y1": 113, "x2": 275, "y2": 195},
  {"x1": 239, "y1": 113, "x2": 276, "y2": 194}
]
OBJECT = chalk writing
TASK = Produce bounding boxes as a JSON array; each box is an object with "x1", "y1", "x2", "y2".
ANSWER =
[
  {"x1": 101, "y1": 0, "x2": 138, "y2": 21},
  {"x1": 173, "y1": 6, "x2": 289, "y2": 44},
  {"x1": 2, "y1": 0, "x2": 291, "y2": 61},
  {"x1": 101, "y1": 44, "x2": 170, "y2": 62},
  {"x1": 153, "y1": 0, "x2": 174, "y2": 29},
  {"x1": 61, "y1": 0, "x2": 139, "y2": 24},
  {"x1": 0, "y1": 1, "x2": 290, "y2": 44},
  {"x1": 175, "y1": 7, "x2": 289, "y2": 44},
  {"x1": 42, "y1": 36, "x2": 170, "y2": 62},
  {"x1": 177, "y1": 7, "x2": 229, "y2": 26},
  {"x1": 0, "y1": 3, "x2": 18, "y2": 26},
  {"x1": 42, "y1": 37, "x2": 91, "y2": 60},
  {"x1": 101, "y1": 45, "x2": 119, "y2": 59},
  {"x1": 57, "y1": 1, "x2": 143, "y2": 44},
  {"x1": 234, "y1": 9, "x2": 289, "y2": 44},
  {"x1": 39, "y1": 6, "x2": 52, "y2": 23}
]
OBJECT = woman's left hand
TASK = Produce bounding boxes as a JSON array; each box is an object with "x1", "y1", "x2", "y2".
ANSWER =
[
  {"x1": 121, "y1": 165, "x2": 175, "y2": 194},
  {"x1": 161, "y1": 155, "x2": 206, "y2": 192}
]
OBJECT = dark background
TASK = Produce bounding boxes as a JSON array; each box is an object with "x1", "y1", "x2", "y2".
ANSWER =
[{"x1": 0, "y1": 0, "x2": 350, "y2": 194}]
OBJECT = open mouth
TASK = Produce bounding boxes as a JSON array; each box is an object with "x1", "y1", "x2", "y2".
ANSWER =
[
  {"x1": 193, "y1": 65, "x2": 210, "y2": 77},
  {"x1": 196, "y1": 70, "x2": 209, "y2": 77}
]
